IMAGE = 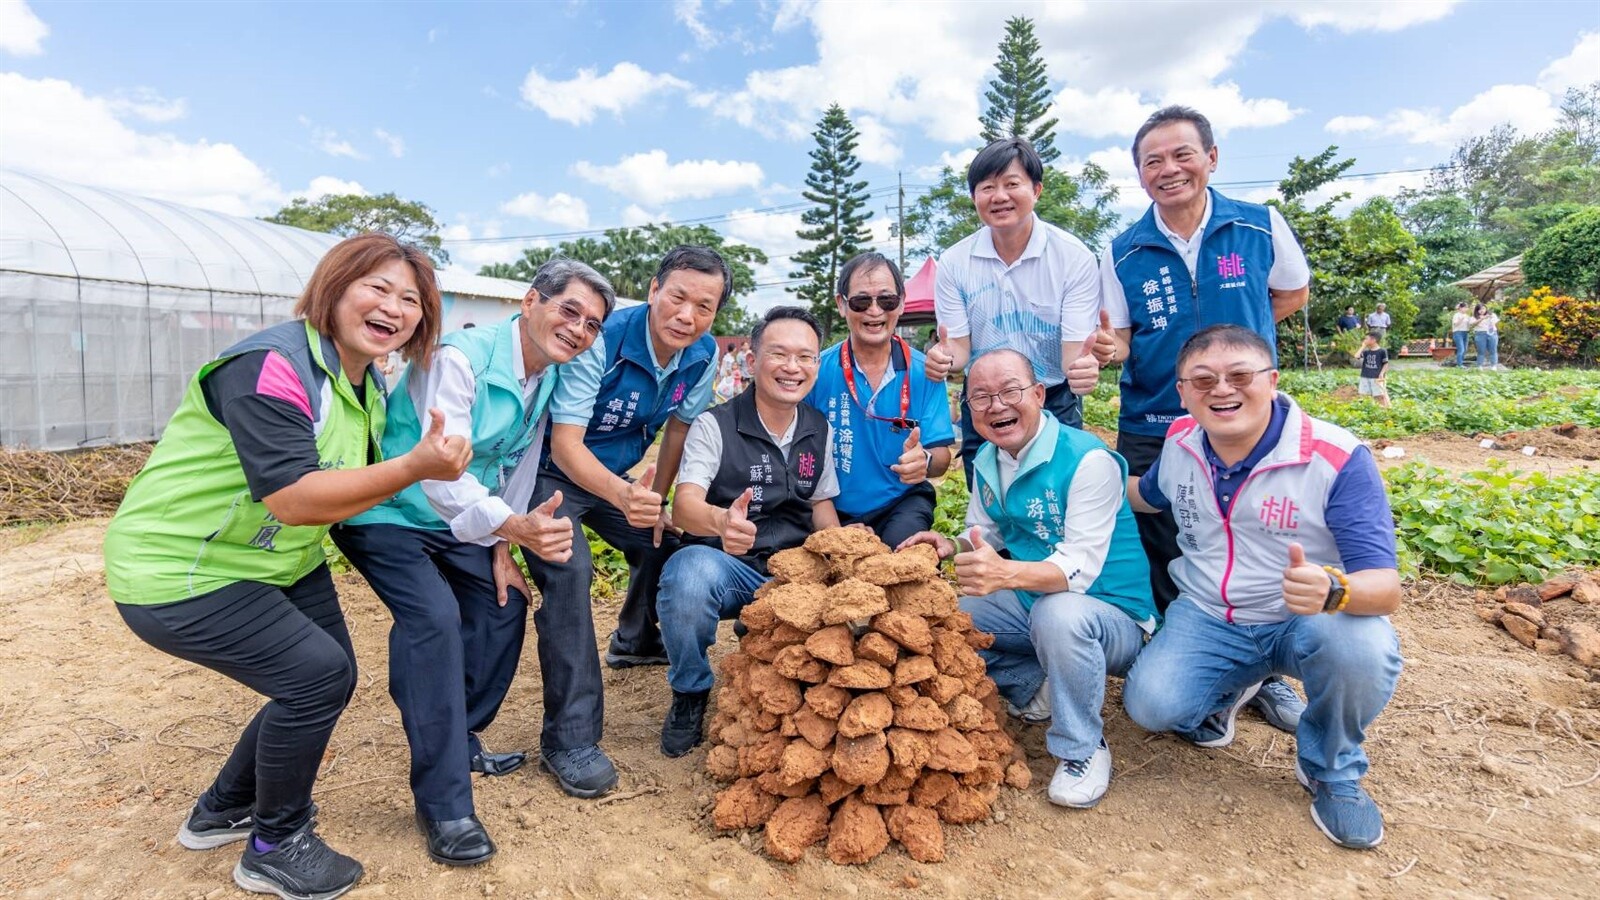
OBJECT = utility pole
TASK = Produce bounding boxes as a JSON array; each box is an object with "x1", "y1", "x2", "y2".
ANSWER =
[{"x1": 897, "y1": 171, "x2": 906, "y2": 273}]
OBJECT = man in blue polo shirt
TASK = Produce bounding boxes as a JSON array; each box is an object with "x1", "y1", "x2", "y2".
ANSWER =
[
  {"x1": 525, "y1": 246, "x2": 727, "y2": 798},
  {"x1": 1068, "y1": 105, "x2": 1311, "y2": 733},
  {"x1": 806, "y1": 252, "x2": 955, "y2": 548},
  {"x1": 1122, "y1": 325, "x2": 1402, "y2": 851}
]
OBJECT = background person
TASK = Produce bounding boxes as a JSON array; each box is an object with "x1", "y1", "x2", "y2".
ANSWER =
[
  {"x1": 1472, "y1": 303, "x2": 1500, "y2": 369},
  {"x1": 1356, "y1": 331, "x2": 1391, "y2": 408},
  {"x1": 1450, "y1": 302, "x2": 1473, "y2": 368},
  {"x1": 1364, "y1": 303, "x2": 1392, "y2": 340},
  {"x1": 103, "y1": 234, "x2": 469, "y2": 900}
]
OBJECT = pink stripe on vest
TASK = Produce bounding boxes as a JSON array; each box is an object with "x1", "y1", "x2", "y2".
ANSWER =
[{"x1": 255, "y1": 352, "x2": 312, "y2": 419}]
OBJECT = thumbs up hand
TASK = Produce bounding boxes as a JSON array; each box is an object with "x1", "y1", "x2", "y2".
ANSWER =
[
  {"x1": 496, "y1": 490, "x2": 575, "y2": 563},
  {"x1": 406, "y1": 408, "x2": 474, "y2": 481},
  {"x1": 1281, "y1": 542, "x2": 1331, "y2": 616},
  {"x1": 617, "y1": 463, "x2": 664, "y2": 529},
  {"x1": 890, "y1": 426, "x2": 930, "y2": 485},
  {"x1": 1089, "y1": 310, "x2": 1117, "y2": 366},
  {"x1": 720, "y1": 487, "x2": 759, "y2": 557},
  {"x1": 1066, "y1": 310, "x2": 1116, "y2": 397},
  {"x1": 925, "y1": 325, "x2": 954, "y2": 381},
  {"x1": 953, "y1": 527, "x2": 1009, "y2": 596}
]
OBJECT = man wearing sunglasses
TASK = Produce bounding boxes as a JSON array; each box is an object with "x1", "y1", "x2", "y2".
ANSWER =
[
  {"x1": 1068, "y1": 105, "x2": 1312, "y2": 735},
  {"x1": 899, "y1": 349, "x2": 1155, "y2": 811},
  {"x1": 1122, "y1": 325, "x2": 1401, "y2": 851},
  {"x1": 805, "y1": 252, "x2": 955, "y2": 547},
  {"x1": 527, "y1": 246, "x2": 730, "y2": 798}
]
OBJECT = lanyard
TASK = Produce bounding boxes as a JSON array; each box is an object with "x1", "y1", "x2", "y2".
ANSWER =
[{"x1": 840, "y1": 335, "x2": 912, "y2": 429}]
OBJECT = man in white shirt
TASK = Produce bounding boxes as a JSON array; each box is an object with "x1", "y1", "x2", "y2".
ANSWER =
[
  {"x1": 899, "y1": 349, "x2": 1155, "y2": 810},
  {"x1": 1364, "y1": 303, "x2": 1392, "y2": 339},
  {"x1": 925, "y1": 137, "x2": 1101, "y2": 482}
]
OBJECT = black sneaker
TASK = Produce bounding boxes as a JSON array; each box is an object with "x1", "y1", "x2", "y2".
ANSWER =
[
  {"x1": 233, "y1": 825, "x2": 363, "y2": 900},
  {"x1": 178, "y1": 799, "x2": 253, "y2": 850},
  {"x1": 604, "y1": 630, "x2": 669, "y2": 669},
  {"x1": 660, "y1": 689, "x2": 710, "y2": 758}
]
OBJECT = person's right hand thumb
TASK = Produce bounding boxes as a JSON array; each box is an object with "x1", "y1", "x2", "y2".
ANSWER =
[
  {"x1": 968, "y1": 527, "x2": 986, "y2": 550},
  {"x1": 535, "y1": 491, "x2": 564, "y2": 517},
  {"x1": 1099, "y1": 308, "x2": 1112, "y2": 332},
  {"x1": 1287, "y1": 542, "x2": 1307, "y2": 568},
  {"x1": 425, "y1": 407, "x2": 446, "y2": 438},
  {"x1": 731, "y1": 487, "x2": 753, "y2": 516},
  {"x1": 937, "y1": 325, "x2": 949, "y2": 348}
]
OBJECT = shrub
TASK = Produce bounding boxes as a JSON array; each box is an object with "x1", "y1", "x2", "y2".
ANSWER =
[{"x1": 1505, "y1": 286, "x2": 1600, "y2": 362}]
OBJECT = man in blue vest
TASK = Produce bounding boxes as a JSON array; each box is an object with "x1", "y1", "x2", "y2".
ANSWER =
[
  {"x1": 1121, "y1": 325, "x2": 1402, "y2": 850},
  {"x1": 527, "y1": 246, "x2": 727, "y2": 797},
  {"x1": 655, "y1": 306, "x2": 842, "y2": 757},
  {"x1": 332, "y1": 258, "x2": 614, "y2": 864},
  {"x1": 900, "y1": 349, "x2": 1155, "y2": 810},
  {"x1": 807, "y1": 252, "x2": 955, "y2": 548},
  {"x1": 1067, "y1": 105, "x2": 1311, "y2": 734}
]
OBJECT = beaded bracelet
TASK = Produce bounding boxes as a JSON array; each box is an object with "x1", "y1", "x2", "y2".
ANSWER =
[{"x1": 1322, "y1": 565, "x2": 1351, "y2": 613}]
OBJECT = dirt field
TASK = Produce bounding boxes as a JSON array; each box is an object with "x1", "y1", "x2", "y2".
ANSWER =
[{"x1": 2, "y1": 450, "x2": 1599, "y2": 898}]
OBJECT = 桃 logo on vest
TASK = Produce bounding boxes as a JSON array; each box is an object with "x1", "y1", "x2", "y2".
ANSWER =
[
  {"x1": 672, "y1": 381, "x2": 686, "y2": 404},
  {"x1": 1216, "y1": 253, "x2": 1248, "y2": 290},
  {"x1": 1258, "y1": 495, "x2": 1300, "y2": 531},
  {"x1": 798, "y1": 451, "x2": 816, "y2": 479}
]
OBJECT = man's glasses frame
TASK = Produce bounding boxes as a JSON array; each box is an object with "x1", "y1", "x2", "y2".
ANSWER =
[
  {"x1": 844, "y1": 292, "x2": 903, "y2": 313},
  {"x1": 968, "y1": 383, "x2": 1037, "y2": 412},
  {"x1": 537, "y1": 290, "x2": 604, "y2": 338},
  {"x1": 1177, "y1": 367, "x2": 1275, "y2": 393}
]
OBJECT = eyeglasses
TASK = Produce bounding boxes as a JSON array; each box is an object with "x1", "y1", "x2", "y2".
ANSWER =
[
  {"x1": 968, "y1": 384, "x2": 1036, "y2": 412},
  {"x1": 538, "y1": 291, "x2": 604, "y2": 338},
  {"x1": 845, "y1": 293, "x2": 902, "y2": 313},
  {"x1": 761, "y1": 349, "x2": 819, "y2": 368},
  {"x1": 1177, "y1": 367, "x2": 1275, "y2": 393}
]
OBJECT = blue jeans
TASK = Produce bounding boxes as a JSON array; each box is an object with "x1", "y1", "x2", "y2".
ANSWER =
[
  {"x1": 962, "y1": 590, "x2": 1147, "y2": 761},
  {"x1": 1474, "y1": 331, "x2": 1499, "y2": 367},
  {"x1": 1452, "y1": 330, "x2": 1469, "y2": 368},
  {"x1": 656, "y1": 545, "x2": 769, "y2": 693},
  {"x1": 1123, "y1": 598, "x2": 1401, "y2": 782}
]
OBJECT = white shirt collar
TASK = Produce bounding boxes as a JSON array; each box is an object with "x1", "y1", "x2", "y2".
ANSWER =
[
  {"x1": 974, "y1": 214, "x2": 1047, "y2": 263},
  {"x1": 1155, "y1": 191, "x2": 1212, "y2": 245}
]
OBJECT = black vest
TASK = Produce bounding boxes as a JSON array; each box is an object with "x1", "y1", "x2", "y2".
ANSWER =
[{"x1": 692, "y1": 388, "x2": 828, "y2": 574}]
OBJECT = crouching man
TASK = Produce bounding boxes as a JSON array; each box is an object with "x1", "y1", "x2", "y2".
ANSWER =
[
  {"x1": 898, "y1": 349, "x2": 1156, "y2": 809},
  {"x1": 1121, "y1": 324, "x2": 1403, "y2": 850},
  {"x1": 654, "y1": 307, "x2": 842, "y2": 756}
]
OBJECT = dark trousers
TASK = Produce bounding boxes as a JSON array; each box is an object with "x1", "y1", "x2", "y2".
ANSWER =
[
  {"x1": 839, "y1": 481, "x2": 937, "y2": 549},
  {"x1": 330, "y1": 523, "x2": 527, "y2": 820},
  {"x1": 960, "y1": 381, "x2": 1083, "y2": 486},
  {"x1": 527, "y1": 467, "x2": 679, "y2": 749},
  {"x1": 1116, "y1": 431, "x2": 1180, "y2": 612},
  {"x1": 117, "y1": 566, "x2": 355, "y2": 842}
]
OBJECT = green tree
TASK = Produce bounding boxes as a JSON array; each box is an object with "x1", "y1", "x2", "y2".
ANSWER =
[
  {"x1": 789, "y1": 104, "x2": 873, "y2": 341},
  {"x1": 1396, "y1": 192, "x2": 1505, "y2": 288},
  {"x1": 480, "y1": 224, "x2": 768, "y2": 334},
  {"x1": 1523, "y1": 206, "x2": 1600, "y2": 298},
  {"x1": 266, "y1": 193, "x2": 449, "y2": 266},
  {"x1": 979, "y1": 17, "x2": 1059, "y2": 164}
]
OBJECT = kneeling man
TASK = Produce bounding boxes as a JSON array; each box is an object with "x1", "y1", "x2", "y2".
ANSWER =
[
  {"x1": 1121, "y1": 324, "x2": 1402, "y2": 850},
  {"x1": 899, "y1": 349, "x2": 1155, "y2": 809}
]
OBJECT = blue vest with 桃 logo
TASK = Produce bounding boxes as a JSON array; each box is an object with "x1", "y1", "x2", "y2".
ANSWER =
[{"x1": 1110, "y1": 188, "x2": 1279, "y2": 437}]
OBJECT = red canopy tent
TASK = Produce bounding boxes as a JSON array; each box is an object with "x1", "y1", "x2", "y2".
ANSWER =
[{"x1": 898, "y1": 256, "x2": 937, "y2": 326}]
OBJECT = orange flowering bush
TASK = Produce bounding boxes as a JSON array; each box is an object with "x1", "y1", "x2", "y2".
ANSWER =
[{"x1": 1506, "y1": 286, "x2": 1600, "y2": 361}]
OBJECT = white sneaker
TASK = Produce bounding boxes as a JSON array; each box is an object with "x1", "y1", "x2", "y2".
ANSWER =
[
  {"x1": 1006, "y1": 678, "x2": 1052, "y2": 723},
  {"x1": 1048, "y1": 740, "x2": 1111, "y2": 809}
]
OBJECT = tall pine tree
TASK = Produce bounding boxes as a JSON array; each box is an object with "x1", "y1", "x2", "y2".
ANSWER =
[
  {"x1": 789, "y1": 104, "x2": 872, "y2": 340},
  {"x1": 978, "y1": 17, "x2": 1059, "y2": 164}
]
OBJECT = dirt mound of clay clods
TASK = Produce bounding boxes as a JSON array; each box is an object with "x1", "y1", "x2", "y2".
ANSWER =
[{"x1": 705, "y1": 528, "x2": 1031, "y2": 865}]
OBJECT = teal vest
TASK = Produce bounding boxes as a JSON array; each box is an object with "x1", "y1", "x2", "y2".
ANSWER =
[
  {"x1": 972, "y1": 412, "x2": 1155, "y2": 621},
  {"x1": 351, "y1": 315, "x2": 557, "y2": 531}
]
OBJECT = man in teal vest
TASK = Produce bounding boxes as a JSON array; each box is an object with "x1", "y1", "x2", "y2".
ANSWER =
[
  {"x1": 900, "y1": 349, "x2": 1155, "y2": 810},
  {"x1": 333, "y1": 259, "x2": 615, "y2": 865}
]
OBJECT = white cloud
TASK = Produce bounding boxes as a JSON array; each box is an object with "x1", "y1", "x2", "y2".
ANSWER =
[
  {"x1": 296, "y1": 176, "x2": 367, "y2": 201},
  {"x1": 107, "y1": 87, "x2": 188, "y2": 123},
  {"x1": 674, "y1": 0, "x2": 716, "y2": 48},
  {"x1": 723, "y1": 208, "x2": 807, "y2": 258},
  {"x1": 438, "y1": 218, "x2": 542, "y2": 273},
  {"x1": 0, "y1": 72, "x2": 286, "y2": 215},
  {"x1": 620, "y1": 204, "x2": 666, "y2": 226},
  {"x1": 486, "y1": 162, "x2": 511, "y2": 178},
  {"x1": 298, "y1": 118, "x2": 366, "y2": 159},
  {"x1": 1288, "y1": 1, "x2": 1458, "y2": 33},
  {"x1": 911, "y1": 148, "x2": 978, "y2": 181},
  {"x1": 572, "y1": 149, "x2": 763, "y2": 205},
  {"x1": 1538, "y1": 31, "x2": 1600, "y2": 94},
  {"x1": 1050, "y1": 87, "x2": 1151, "y2": 140},
  {"x1": 498, "y1": 190, "x2": 591, "y2": 229},
  {"x1": 1325, "y1": 115, "x2": 1380, "y2": 134},
  {"x1": 852, "y1": 115, "x2": 902, "y2": 166},
  {"x1": 373, "y1": 128, "x2": 405, "y2": 158},
  {"x1": 520, "y1": 62, "x2": 690, "y2": 126},
  {"x1": 1328, "y1": 84, "x2": 1559, "y2": 145},
  {"x1": 0, "y1": 0, "x2": 48, "y2": 56}
]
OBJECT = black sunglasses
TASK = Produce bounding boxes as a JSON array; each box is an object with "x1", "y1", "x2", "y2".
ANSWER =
[{"x1": 845, "y1": 293, "x2": 902, "y2": 313}]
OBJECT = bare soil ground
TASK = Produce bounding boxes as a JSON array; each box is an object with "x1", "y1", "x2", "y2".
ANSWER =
[{"x1": 2, "y1": 514, "x2": 1599, "y2": 900}]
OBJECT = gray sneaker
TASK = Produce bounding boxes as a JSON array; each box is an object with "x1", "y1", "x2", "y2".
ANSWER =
[
  {"x1": 1249, "y1": 677, "x2": 1305, "y2": 733},
  {"x1": 1179, "y1": 682, "x2": 1262, "y2": 748}
]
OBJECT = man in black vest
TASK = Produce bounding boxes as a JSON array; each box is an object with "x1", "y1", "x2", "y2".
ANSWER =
[{"x1": 654, "y1": 306, "x2": 842, "y2": 757}]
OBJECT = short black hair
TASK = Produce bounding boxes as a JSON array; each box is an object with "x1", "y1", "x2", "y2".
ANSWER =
[
  {"x1": 836, "y1": 252, "x2": 904, "y2": 299},
  {"x1": 1175, "y1": 324, "x2": 1274, "y2": 374},
  {"x1": 967, "y1": 137, "x2": 1044, "y2": 194},
  {"x1": 1366, "y1": 330, "x2": 1384, "y2": 342},
  {"x1": 1132, "y1": 105, "x2": 1215, "y2": 168},
  {"x1": 750, "y1": 305, "x2": 823, "y2": 351},
  {"x1": 654, "y1": 245, "x2": 734, "y2": 310}
]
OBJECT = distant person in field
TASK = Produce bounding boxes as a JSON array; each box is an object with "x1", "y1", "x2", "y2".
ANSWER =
[
  {"x1": 1067, "y1": 104, "x2": 1311, "y2": 735},
  {"x1": 1450, "y1": 301, "x2": 1473, "y2": 368},
  {"x1": 1122, "y1": 324, "x2": 1402, "y2": 851},
  {"x1": 1357, "y1": 331, "x2": 1391, "y2": 408},
  {"x1": 103, "y1": 234, "x2": 469, "y2": 900},
  {"x1": 1472, "y1": 303, "x2": 1500, "y2": 369},
  {"x1": 1363, "y1": 303, "x2": 1391, "y2": 340},
  {"x1": 1336, "y1": 306, "x2": 1360, "y2": 333}
]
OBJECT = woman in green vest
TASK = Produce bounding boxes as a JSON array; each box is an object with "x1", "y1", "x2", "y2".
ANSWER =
[{"x1": 103, "y1": 233, "x2": 471, "y2": 900}]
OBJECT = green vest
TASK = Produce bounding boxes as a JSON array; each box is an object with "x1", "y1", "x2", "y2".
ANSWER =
[{"x1": 104, "y1": 321, "x2": 386, "y2": 605}]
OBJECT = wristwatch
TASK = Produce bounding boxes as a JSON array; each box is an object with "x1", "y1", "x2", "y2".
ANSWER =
[{"x1": 1321, "y1": 565, "x2": 1350, "y2": 613}]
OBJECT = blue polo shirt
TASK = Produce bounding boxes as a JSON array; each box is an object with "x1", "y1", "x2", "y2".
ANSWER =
[
  {"x1": 806, "y1": 339, "x2": 955, "y2": 518},
  {"x1": 1139, "y1": 396, "x2": 1397, "y2": 573}
]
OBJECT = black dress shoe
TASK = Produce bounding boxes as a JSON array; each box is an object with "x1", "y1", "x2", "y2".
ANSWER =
[
  {"x1": 660, "y1": 689, "x2": 710, "y2": 758},
  {"x1": 469, "y1": 750, "x2": 526, "y2": 777},
  {"x1": 416, "y1": 813, "x2": 497, "y2": 866}
]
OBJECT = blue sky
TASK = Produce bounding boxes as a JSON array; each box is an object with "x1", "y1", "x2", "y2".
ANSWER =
[{"x1": 2, "y1": 0, "x2": 1597, "y2": 310}]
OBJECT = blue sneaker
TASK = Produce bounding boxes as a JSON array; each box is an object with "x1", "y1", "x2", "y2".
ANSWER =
[
  {"x1": 539, "y1": 745, "x2": 619, "y2": 799},
  {"x1": 1249, "y1": 677, "x2": 1305, "y2": 733},
  {"x1": 1178, "y1": 682, "x2": 1261, "y2": 749},
  {"x1": 1296, "y1": 761, "x2": 1384, "y2": 849}
]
